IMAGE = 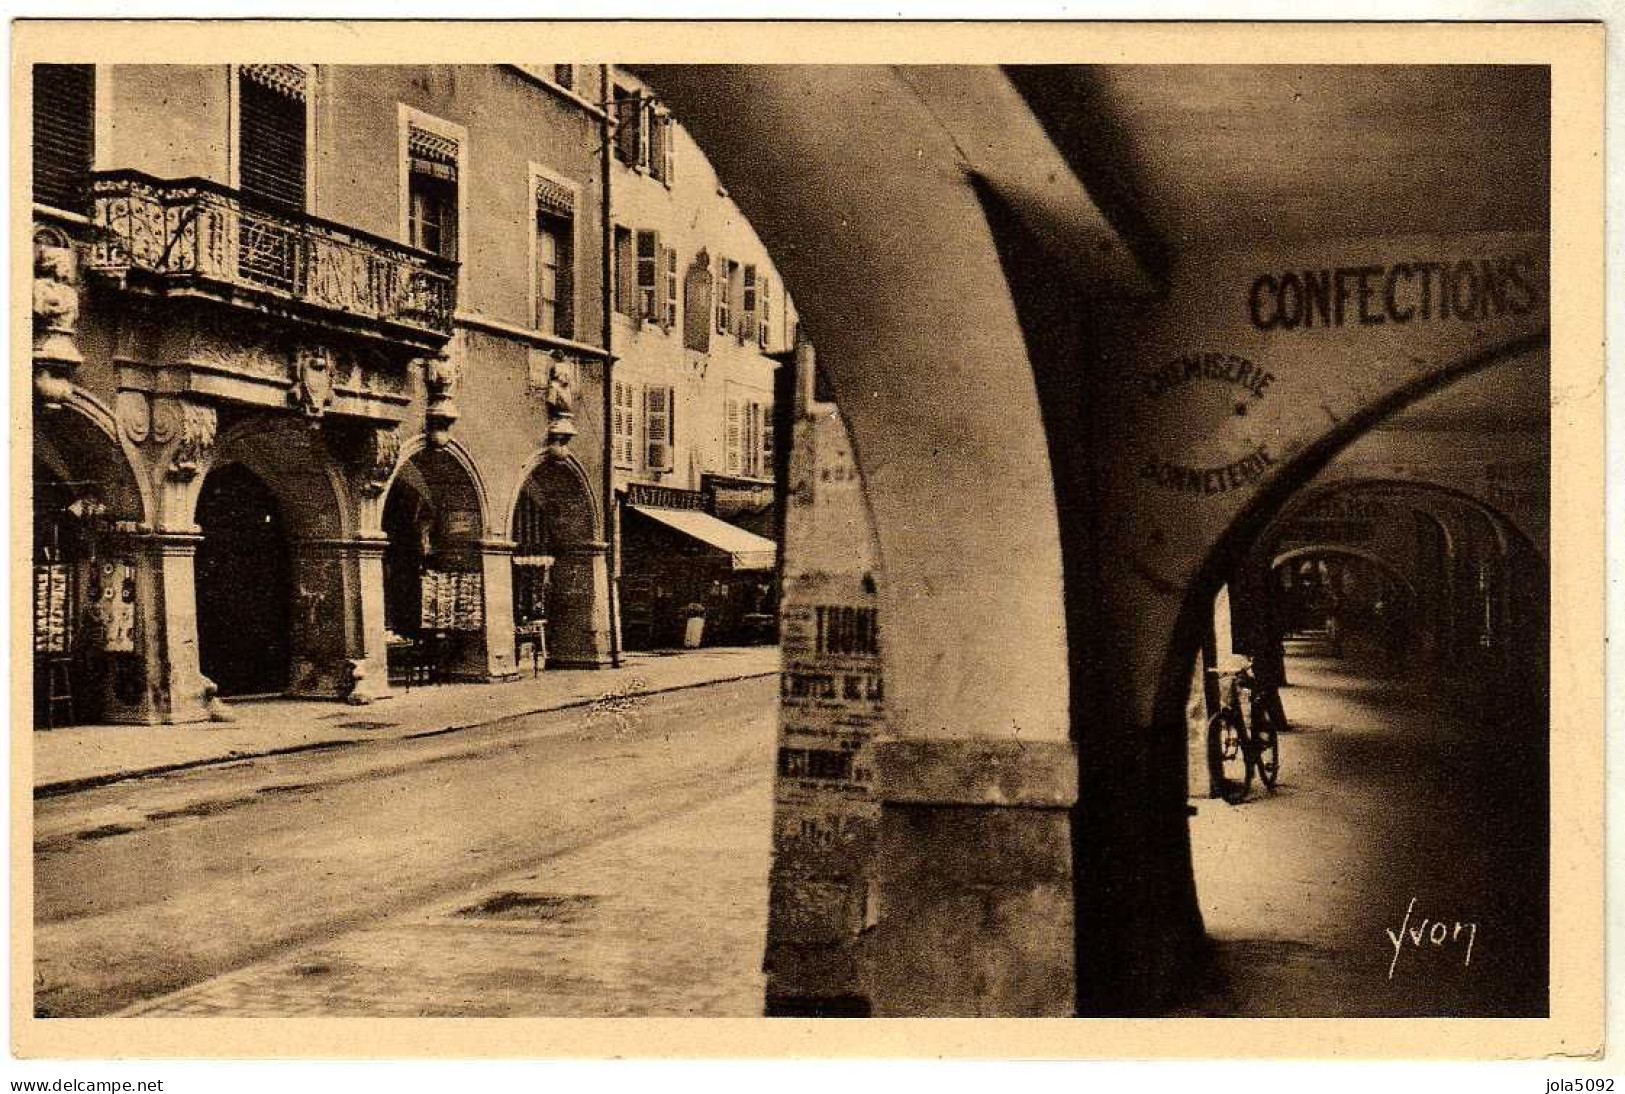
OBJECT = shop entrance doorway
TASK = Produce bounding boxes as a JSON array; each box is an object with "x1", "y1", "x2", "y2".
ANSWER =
[
  {"x1": 195, "y1": 462, "x2": 291, "y2": 697},
  {"x1": 511, "y1": 457, "x2": 600, "y2": 668}
]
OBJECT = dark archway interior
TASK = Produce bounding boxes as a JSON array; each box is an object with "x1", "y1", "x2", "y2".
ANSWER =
[
  {"x1": 512, "y1": 458, "x2": 598, "y2": 659},
  {"x1": 195, "y1": 462, "x2": 291, "y2": 697},
  {"x1": 1172, "y1": 453, "x2": 1549, "y2": 1016}
]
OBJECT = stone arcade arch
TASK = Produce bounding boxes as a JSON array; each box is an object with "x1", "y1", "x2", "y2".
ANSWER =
[
  {"x1": 190, "y1": 414, "x2": 357, "y2": 701},
  {"x1": 507, "y1": 453, "x2": 611, "y2": 669},
  {"x1": 378, "y1": 437, "x2": 494, "y2": 681},
  {"x1": 31, "y1": 392, "x2": 154, "y2": 725},
  {"x1": 635, "y1": 65, "x2": 1551, "y2": 1017}
]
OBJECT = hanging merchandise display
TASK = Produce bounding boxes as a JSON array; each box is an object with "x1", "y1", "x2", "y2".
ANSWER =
[
  {"x1": 34, "y1": 562, "x2": 70, "y2": 654},
  {"x1": 419, "y1": 569, "x2": 484, "y2": 631}
]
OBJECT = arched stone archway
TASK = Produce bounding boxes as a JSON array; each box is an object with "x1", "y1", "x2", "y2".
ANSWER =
[
  {"x1": 188, "y1": 414, "x2": 358, "y2": 701},
  {"x1": 508, "y1": 453, "x2": 611, "y2": 669},
  {"x1": 31, "y1": 395, "x2": 156, "y2": 725},
  {"x1": 379, "y1": 440, "x2": 500, "y2": 682},
  {"x1": 636, "y1": 65, "x2": 1552, "y2": 1017}
]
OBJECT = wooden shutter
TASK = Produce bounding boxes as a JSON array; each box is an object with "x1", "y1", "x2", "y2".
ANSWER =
[
  {"x1": 636, "y1": 230, "x2": 660, "y2": 323},
  {"x1": 612, "y1": 381, "x2": 633, "y2": 467},
  {"x1": 663, "y1": 247, "x2": 679, "y2": 329},
  {"x1": 684, "y1": 257, "x2": 713, "y2": 352},
  {"x1": 648, "y1": 110, "x2": 666, "y2": 182},
  {"x1": 725, "y1": 398, "x2": 741, "y2": 474},
  {"x1": 613, "y1": 88, "x2": 638, "y2": 164},
  {"x1": 742, "y1": 265, "x2": 758, "y2": 343},
  {"x1": 662, "y1": 115, "x2": 676, "y2": 184},
  {"x1": 763, "y1": 399, "x2": 776, "y2": 470},
  {"x1": 614, "y1": 226, "x2": 634, "y2": 317},
  {"x1": 32, "y1": 64, "x2": 95, "y2": 213},
  {"x1": 715, "y1": 254, "x2": 730, "y2": 334},
  {"x1": 758, "y1": 275, "x2": 772, "y2": 350},
  {"x1": 238, "y1": 68, "x2": 307, "y2": 209},
  {"x1": 646, "y1": 386, "x2": 673, "y2": 470}
]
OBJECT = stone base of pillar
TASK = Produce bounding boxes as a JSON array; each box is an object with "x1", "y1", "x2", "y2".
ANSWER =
[{"x1": 865, "y1": 737, "x2": 1078, "y2": 1017}]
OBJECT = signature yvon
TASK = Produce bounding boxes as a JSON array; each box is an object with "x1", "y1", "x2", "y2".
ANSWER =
[{"x1": 1386, "y1": 897, "x2": 1478, "y2": 979}]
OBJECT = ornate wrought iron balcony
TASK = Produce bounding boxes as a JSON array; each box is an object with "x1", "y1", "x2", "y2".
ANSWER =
[{"x1": 89, "y1": 170, "x2": 456, "y2": 347}]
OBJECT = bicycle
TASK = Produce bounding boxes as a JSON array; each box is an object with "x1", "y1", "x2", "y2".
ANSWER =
[{"x1": 1206, "y1": 656, "x2": 1282, "y2": 804}]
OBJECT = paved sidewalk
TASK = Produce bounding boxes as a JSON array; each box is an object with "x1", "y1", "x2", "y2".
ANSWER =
[{"x1": 32, "y1": 646, "x2": 780, "y2": 795}]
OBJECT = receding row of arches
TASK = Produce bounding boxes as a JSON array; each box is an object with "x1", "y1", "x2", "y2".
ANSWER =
[{"x1": 31, "y1": 399, "x2": 606, "y2": 723}]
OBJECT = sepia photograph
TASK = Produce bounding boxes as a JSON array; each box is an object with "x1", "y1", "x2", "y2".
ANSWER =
[{"x1": 10, "y1": 18, "x2": 1607, "y2": 1063}]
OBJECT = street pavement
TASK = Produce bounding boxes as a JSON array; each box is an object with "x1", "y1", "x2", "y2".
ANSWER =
[
  {"x1": 1180, "y1": 644, "x2": 1548, "y2": 1017},
  {"x1": 33, "y1": 674, "x2": 779, "y2": 1018}
]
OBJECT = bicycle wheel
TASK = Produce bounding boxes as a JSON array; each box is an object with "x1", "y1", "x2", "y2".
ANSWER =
[
  {"x1": 1249, "y1": 691, "x2": 1281, "y2": 789},
  {"x1": 1207, "y1": 706, "x2": 1253, "y2": 804}
]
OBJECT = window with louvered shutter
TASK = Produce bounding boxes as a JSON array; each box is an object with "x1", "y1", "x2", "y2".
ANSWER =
[
  {"x1": 636, "y1": 230, "x2": 659, "y2": 323},
  {"x1": 763, "y1": 402, "x2": 776, "y2": 470},
  {"x1": 758, "y1": 276, "x2": 772, "y2": 351},
  {"x1": 661, "y1": 115, "x2": 676, "y2": 184},
  {"x1": 613, "y1": 87, "x2": 640, "y2": 166},
  {"x1": 613, "y1": 380, "x2": 637, "y2": 468},
  {"x1": 408, "y1": 126, "x2": 459, "y2": 260},
  {"x1": 664, "y1": 247, "x2": 679, "y2": 329},
  {"x1": 648, "y1": 111, "x2": 666, "y2": 183},
  {"x1": 238, "y1": 67, "x2": 307, "y2": 210},
  {"x1": 742, "y1": 265, "x2": 758, "y2": 343},
  {"x1": 613, "y1": 225, "x2": 634, "y2": 317},
  {"x1": 725, "y1": 399, "x2": 741, "y2": 474},
  {"x1": 715, "y1": 254, "x2": 731, "y2": 335},
  {"x1": 33, "y1": 64, "x2": 95, "y2": 213},
  {"x1": 646, "y1": 386, "x2": 673, "y2": 471}
]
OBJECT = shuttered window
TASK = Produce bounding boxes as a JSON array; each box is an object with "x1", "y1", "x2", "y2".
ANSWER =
[
  {"x1": 725, "y1": 399, "x2": 741, "y2": 475},
  {"x1": 645, "y1": 385, "x2": 675, "y2": 471},
  {"x1": 613, "y1": 86, "x2": 641, "y2": 166},
  {"x1": 664, "y1": 246, "x2": 679, "y2": 329},
  {"x1": 238, "y1": 65, "x2": 307, "y2": 210},
  {"x1": 612, "y1": 380, "x2": 637, "y2": 468},
  {"x1": 758, "y1": 276, "x2": 772, "y2": 351},
  {"x1": 554, "y1": 65, "x2": 574, "y2": 90},
  {"x1": 716, "y1": 255, "x2": 737, "y2": 335},
  {"x1": 742, "y1": 264, "x2": 758, "y2": 343},
  {"x1": 613, "y1": 225, "x2": 634, "y2": 317},
  {"x1": 636, "y1": 230, "x2": 659, "y2": 323},
  {"x1": 33, "y1": 64, "x2": 95, "y2": 214}
]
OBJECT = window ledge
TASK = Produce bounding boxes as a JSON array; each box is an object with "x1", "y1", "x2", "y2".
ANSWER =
[
  {"x1": 454, "y1": 310, "x2": 610, "y2": 358},
  {"x1": 501, "y1": 65, "x2": 608, "y2": 120},
  {"x1": 34, "y1": 203, "x2": 93, "y2": 227}
]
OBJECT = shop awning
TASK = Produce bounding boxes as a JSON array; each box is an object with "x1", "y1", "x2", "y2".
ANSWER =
[{"x1": 628, "y1": 505, "x2": 778, "y2": 571}]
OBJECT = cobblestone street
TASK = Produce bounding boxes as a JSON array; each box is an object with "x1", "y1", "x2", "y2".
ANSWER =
[
  {"x1": 121, "y1": 783, "x2": 771, "y2": 1017},
  {"x1": 36, "y1": 676, "x2": 778, "y2": 1018}
]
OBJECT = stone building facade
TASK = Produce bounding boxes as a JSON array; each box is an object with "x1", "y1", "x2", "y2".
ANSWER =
[
  {"x1": 604, "y1": 67, "x2": 796, "y2": 649},
  {"x1": 30, "y1": 63, "x2": 618, "y2": 726}
]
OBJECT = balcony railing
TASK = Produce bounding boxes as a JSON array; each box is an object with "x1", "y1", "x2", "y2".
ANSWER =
[{"x1": 89, "y1": 170, "x2": 456, "y2": 344}]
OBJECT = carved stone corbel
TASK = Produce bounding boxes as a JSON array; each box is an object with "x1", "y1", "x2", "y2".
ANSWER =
[
  {"x1": 33, "y1": 227, "x2": 84, "y2": 406},
  {"x1": 159, "y1": 399, "x2": 218, "y2": 481},
  {"x1": 354, "y1": 424, "x2": 402, "y2": 497},
  {"x1": 424, "y1": 347, "x2": 461, "y2": 446},
  {"x1": 545, "y1": 356, "x2": 578, "y2": 453}
]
